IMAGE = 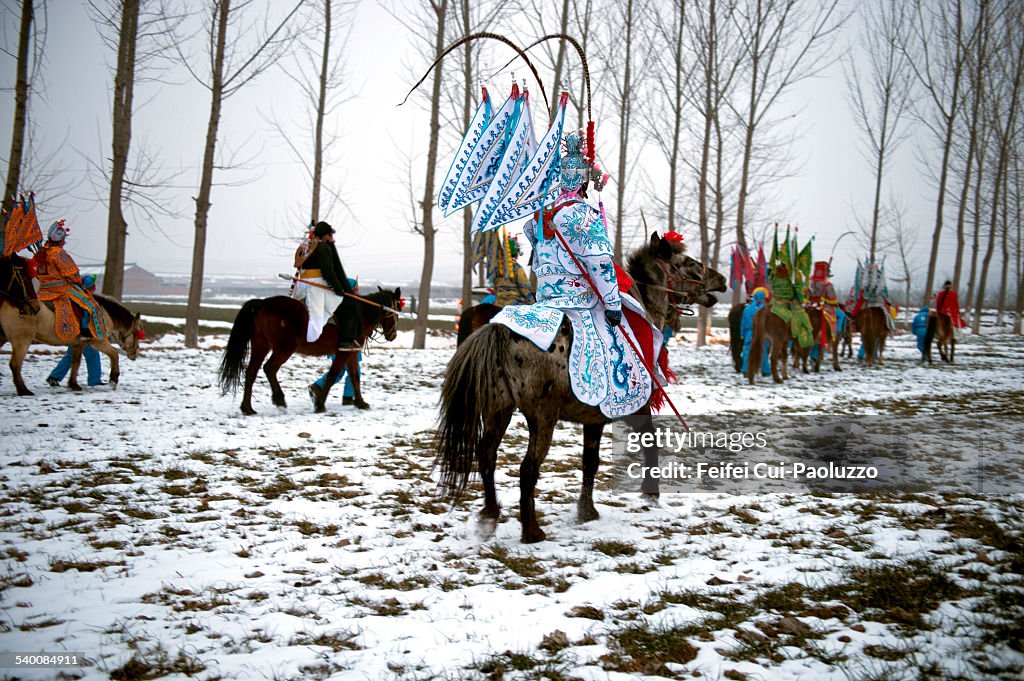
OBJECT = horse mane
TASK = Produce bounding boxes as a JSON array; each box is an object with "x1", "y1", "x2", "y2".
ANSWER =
[
  {"x1": 94, "y1": 293, "x2": 135, "y2": 328},
  {"x1": 361, "y1": 289, "x2": 397, "y2": 309}
]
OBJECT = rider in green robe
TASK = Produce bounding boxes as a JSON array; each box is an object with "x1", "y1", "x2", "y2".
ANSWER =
[{"x1": 770, "y1": 264, "x2": 814, "y2": 348}]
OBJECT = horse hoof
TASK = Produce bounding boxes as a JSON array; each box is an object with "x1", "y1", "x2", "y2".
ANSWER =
[
  {"x1": 354, "y1": 400, "x2": 370, "y2": 410},
  {"x1": 577, "y1": 505, "x2": 599, "y2": 523},
  {"x1": 314, "y1": 404, "x2": 326, "y2": 414},
  {"x1": 69, "y1": 384, "x2": 83, "y2": 392},
  {"x1": 241, "y1": 406, "x2": 256, "y2": 416},
  {"x1": 17, "y1": 389, "x2": 34, "y2": 397}
]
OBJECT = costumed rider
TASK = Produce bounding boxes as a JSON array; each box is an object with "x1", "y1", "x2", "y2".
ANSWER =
[
  {"x1": 490, "y1": 130, "x2": 664, "y2": 418},
  {"x1": 769, "y1": 263, "x2": 814, "y2": 350},
  {"x1": 296, "y1": 220, "x2": 359, "y2": 349},
  {"x1": 935, "y1": 280, "x2": 966, "y2": 330},
  {"x1": 308, "y1": 277, "x2": 365, "y2": 409},
  {"x1": 740, "y1": 287, "x2": 771, "y2": 376},
  {"x1": 912, "y1": 305, "x2": 930, "y2": 359},
  {"x1": 31, "y1": 221, "x2": 109, "y2": 342},
  {"x1": 47, "y1": 274, "x2": 104, "y2": 387},
  {"x1": 807, "y1": 260, "x2": 842, "y2": 359}
]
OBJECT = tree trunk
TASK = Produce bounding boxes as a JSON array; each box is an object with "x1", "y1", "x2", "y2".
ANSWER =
[
  {"x1": 965, "y1": 142, "x2": 985, "y2": 324},
  {"x1": 920, "y1": 1, "x2": 963, "y2": 305},
  {"x1": 460, "y1": 0, "x2": 473, "y2": 312},
  {"x1": 310, "y1": 0, "x2": 331, "y2": 223},
  {"x1": 549, "y1": 0, "x2": 569, "y2": 122},
  {"x1": 696, "y1": 0, "x2": 716, "y2": 348},
  {"x1": 613, "y1": 0, "x2": 633, "y2": 262},
  {"x1": 413, "y1": 0, "x2": 447, "y2": 349},
  {"x1": 184, "y1": 0, "x2": 229, "y2": 348},
  {"x1": 103, "y1": 0, "x2": 140, "y2": 299},
  {"x1": 2, "y1": 0, "x2": 33, "y2": 216}
]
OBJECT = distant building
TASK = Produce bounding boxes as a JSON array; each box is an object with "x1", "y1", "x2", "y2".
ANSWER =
[{"x1": 122, "y1": 265, "x2": 163, "y2": 294}]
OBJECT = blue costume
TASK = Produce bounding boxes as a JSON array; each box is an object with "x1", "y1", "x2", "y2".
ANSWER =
[
  {"x1": 47, "y1": 274, "x2": 102, "y2": 387},
  {"x1": 49, "y1": 346, "x2": 102, "y2": 386},
  {"x1": 740, "y1": 289, "x2": 771, "y2": 376},
  {"x1": 313, "y1": 353, "x2": 359, "y2": 400},
  {"x1": 912, "y1": 307, "x2": 930, "y2": 357}
]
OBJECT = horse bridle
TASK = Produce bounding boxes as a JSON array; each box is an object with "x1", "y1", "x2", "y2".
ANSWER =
[
  {"x1": 644, "y1": 258, "x2": 708, "y2": 316},
  {"x1": 1, "y1": 259, "x2": 38, "y2": 315}
]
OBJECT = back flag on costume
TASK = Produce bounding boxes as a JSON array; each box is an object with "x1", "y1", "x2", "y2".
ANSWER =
[
  {"x1": 472, "y1": 90, "x2": 538, "y2": 233},
  {"x1": 2, "y1": 193, "x2": 43, "y2": 256},
  {"x1": 444, "y1": 83, "x2": 522, "y2": 215},
  {"x1": 481, "y1": 92, "x2": 569, "y2": 232},
  {"x1": 437, "y1": 87, "x2": 492, "y2": 215}
]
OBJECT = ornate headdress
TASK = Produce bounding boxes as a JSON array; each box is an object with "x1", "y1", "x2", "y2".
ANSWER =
[
  {"x1": 48, "y1": 219, "x2": 68, "y2": 242},
  {"x1": 408, "y1": 32, "x2": 598, "y2": 235}
]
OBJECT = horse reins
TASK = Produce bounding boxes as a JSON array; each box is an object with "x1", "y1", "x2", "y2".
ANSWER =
[{"x1": 549, "y1": 229, "x2": 690, "y2": 432}]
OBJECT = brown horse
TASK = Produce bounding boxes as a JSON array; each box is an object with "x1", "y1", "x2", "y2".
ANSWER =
[
  {"x1": 434, "y1": 234, "x2": 727, "y2": 543},
  {"x1": 0, "y1": 261, "x2": 143, "y2": 395},
  {"x1": 792, "y1": 306, "x2": 842, "y2": 373},
  {"x1": 218, "y1": 288, "x2": 401, "y2": 415},
  {"x1": 746, "y1": 307, "x2": 793, "y2": 384},
  {"x1": 456, "y1": 302, "x2": 502, "y2": 346},
  {"x1": 923, "y1": 311, "x2": 956, "y2": 363},
  {"x1": 856, "y1": 306, "x2": 889, "y2": 366}
]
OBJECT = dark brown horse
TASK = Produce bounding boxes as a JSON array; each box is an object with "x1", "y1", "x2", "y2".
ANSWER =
[
  {"x1": 746, "y1": 307, "x2": 793, "y2": 384},
  {"x1": 434, "y1": 234, "x2": 726, "y2": 543},
  {"x1": 728, "y1": 302, "x2": 745, "y2": 372},
  {"x1": 456, "y1": 302, "x2": 502, "y2": 345},
  {"x1": 1, "y1": 258, "x2": 143, "y2": 395},
  {"x1": 218, "y1": 288, "x2": 401, "y2": 415},
  {"x1": 856, "y1": 306, "x2": 889, "y2": 366},
  {"x1": 923, "y1": 311, "x2": 956, "y2": 363}
]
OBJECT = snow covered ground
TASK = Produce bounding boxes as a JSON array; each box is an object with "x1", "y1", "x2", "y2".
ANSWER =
[{"x1": 0, "y1": 326, "x2": 1022, "y2": 680}]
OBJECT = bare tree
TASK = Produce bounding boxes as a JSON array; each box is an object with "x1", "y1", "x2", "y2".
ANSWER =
[
  {"x1": 266, "y1": 0, "x2": 356, "y2": 227},
  {"x1": 599, "y1": 0, "x2": 645, "y2": 261},
  {"x1": 952, "y1": 0, "x2": 989, "y2": 291},
  {"x1": 412, "y1": 0, "x2": 448, "y2": 349},
  {"x1": 904, "y1": 0, "x2": 970, "y2": 305},
  {"x1": 88, "y1": 0, "x2": 184, "y2": 298},
  {"x1": 730, "y1": 0, "x2": 845, "y2": 270},
  {"x1": 2, "y1": 0, "x2": 34, "y2": 216},
  {"x1": 642, "y1": 0, "x2": 690, "y2": 233},
  {"x1": 175, "y1": 0, "x2": 305, "y2": 348},
  {"x1": 971, "y1": 3, "x2": 1023, "y2": 334},
  {"x1": 846, "y1": 0, "x2": 915, "y2": 263}
]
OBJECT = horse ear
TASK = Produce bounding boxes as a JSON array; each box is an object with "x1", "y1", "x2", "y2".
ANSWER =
[
  {"x1": 650, "y1": 232, "x2": 661, "y2": 249},
  {"x1": 657, "y1": 236, "x2": 674, "y2": 260},
  {"x1": 395, "y1": 286, "x2": 401, "y2": 298}
]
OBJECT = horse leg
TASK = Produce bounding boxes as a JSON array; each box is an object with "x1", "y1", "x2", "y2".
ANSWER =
[
  {"x1": 950, "y1": 335, "x2": 955, "y2": 363},
  {"x1": 520, "y1": 415, "x2": 556, "y2": 543},
  {"x1": 263, "y1": 349, "x2": 292, "y2": 408},
  {"x1": 68, "y1": 345, "x2": 84, "y2": 392},
  {"x1": 477, "y1": 407, "x2": 514, "y2": 538},
  {"x1": 9, "y1": 337, "x2": 33, "y2": 396},
  {"x1": 780, "y1": 339, "x2": 790, "y2": 381},
  {"x1": 241, "y1": 342, "x2": 269, "y2": 415},
  {"x1": 578, "y1": 422, "x2": 604, "y2": 522},
  {"x1": 768, "y1": 340, "x2": 782, "y2": 384},
  {"x1": 345, "y1": 352, "x2": 369, "y2": 410},
  {"x1": 831, "y1": 339, "x2": 841, "y2": 371}
]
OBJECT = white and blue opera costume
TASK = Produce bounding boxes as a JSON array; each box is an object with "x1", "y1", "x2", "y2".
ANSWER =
[{"x1": 439, "y1": 89, "x2": 662, "y2": 418}]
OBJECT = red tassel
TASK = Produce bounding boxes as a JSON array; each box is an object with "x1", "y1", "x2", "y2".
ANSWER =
[{"x1": 586, "y1": 121, "x2": 596, "y2": 164}]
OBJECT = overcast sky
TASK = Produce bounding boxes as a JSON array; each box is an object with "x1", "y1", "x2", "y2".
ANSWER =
[{"x1": 1, "y1": 0, "x2": 964, "y2": 292}]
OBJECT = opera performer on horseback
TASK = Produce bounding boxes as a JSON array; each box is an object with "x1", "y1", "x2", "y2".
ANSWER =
[
  {"x1": 295, "y1": 220, "x2": 360, "y2": 350},
  {"x1": 30, "y1": 221, "x2": 109, "y2": 342},
  {"x1": 807, "y1": 260, "x2": 844, "y2": 350},
  {"x1": 491, "y1": 129, "x2": 666, "y2": 418},
  {"x1": 934, "y1": 280, "x2": 966, "y2": 329}
]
